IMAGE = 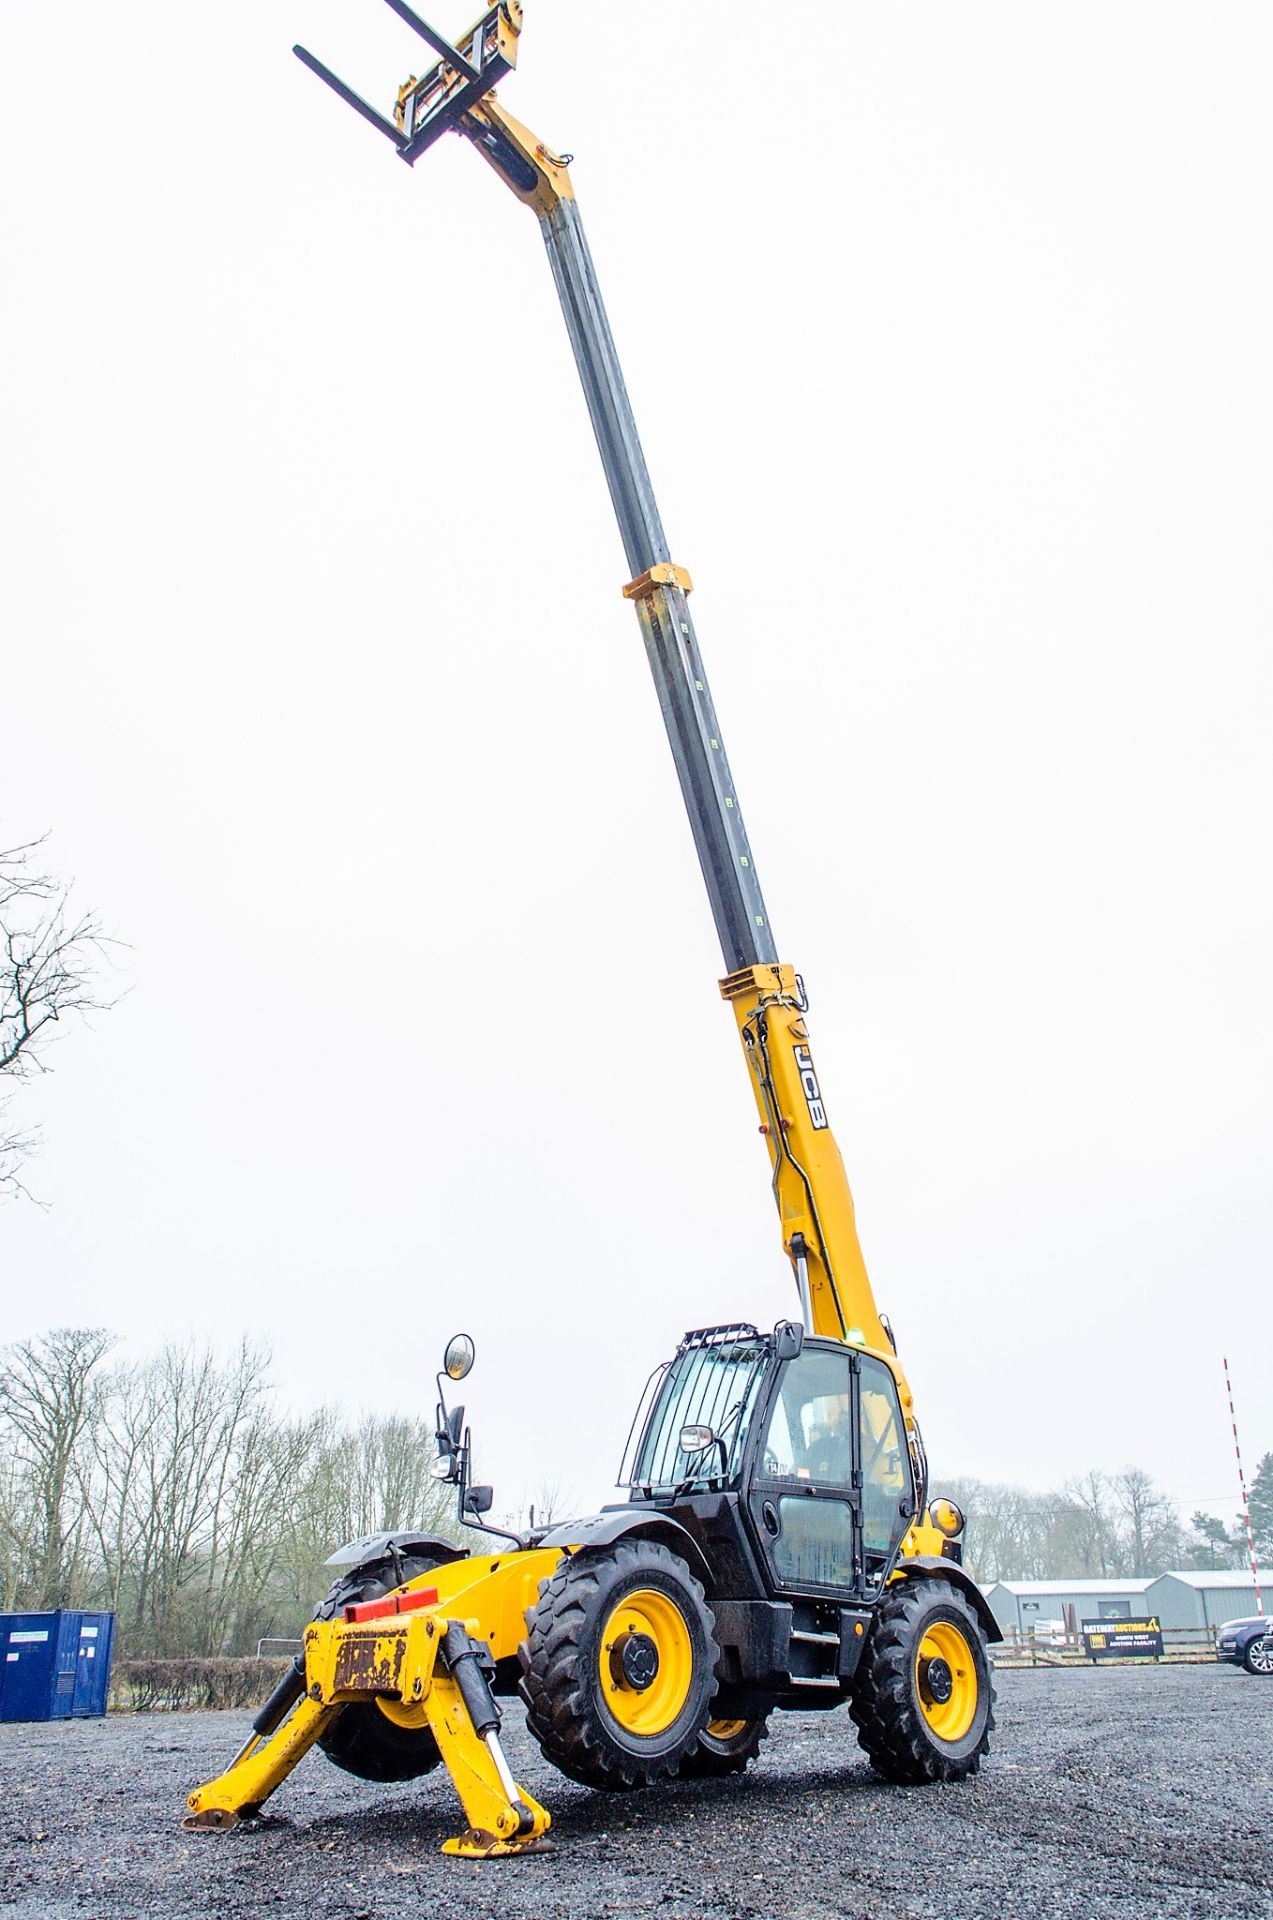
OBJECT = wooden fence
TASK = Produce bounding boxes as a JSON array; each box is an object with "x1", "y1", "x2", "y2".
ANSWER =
[{"x1": 990, "y1": 1624, "x2": 1219, "y2": 1668}]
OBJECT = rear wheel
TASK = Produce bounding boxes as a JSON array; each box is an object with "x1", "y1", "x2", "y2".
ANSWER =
[
  {"x1": 850, "y1": 1578, "x2": 994, "y2": 1784},
  {"x1": 1243, "y1": 1635, "x2": 1273, "y2": 1676},
  {"x1": 312, "y1": 1555, "x2": 444, "y2": 1783},
  {"x1": 520, "y1": 1540, "x2": 718, "y2": 1790},
  {"x1": 678, "y1": 1714, "x2": 769, "y2": 1778}
]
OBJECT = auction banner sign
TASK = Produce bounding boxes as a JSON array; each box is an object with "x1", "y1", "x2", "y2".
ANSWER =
[{"x1": 1081, "y1": 1616, "x2": 1164, "y2": 1660}]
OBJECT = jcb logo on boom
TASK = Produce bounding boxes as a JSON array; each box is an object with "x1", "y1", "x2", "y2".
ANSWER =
[{"x1": 793, "y1": 1045, "x2": 828, "y2": 1130}]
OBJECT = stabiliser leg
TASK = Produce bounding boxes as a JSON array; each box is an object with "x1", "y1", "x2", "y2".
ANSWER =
[
  {"x1": 184, "y1": 1685, "x2": 338, "y2": 1830},
  {"x1": 425, "y1": 1620, "x2": 552, "y2": 1857},
  {"x1": 183, "y1": 1616, "x2": 550, "y2": 1856}
]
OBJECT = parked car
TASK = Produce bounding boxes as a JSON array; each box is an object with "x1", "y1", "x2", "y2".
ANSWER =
[{"x1": 1215, "y1": 1616, "x2": 1273, "y2": 1675}]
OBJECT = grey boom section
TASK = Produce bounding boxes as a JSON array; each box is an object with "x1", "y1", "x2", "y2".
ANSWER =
[{"x1": 536, "y1": 195, "x2": 777, "y2": 974}]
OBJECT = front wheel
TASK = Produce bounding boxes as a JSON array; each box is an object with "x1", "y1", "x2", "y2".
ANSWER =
[
  {"x1": 520, "y1": 1540, "x2": 718, "y2": 1790},
  {"x1": 1243, "y1": 1635, "x2": 1273, "y2": 1676},
  {"x1": 850, "y1": 1578, "x2": 994, "y2": 1784}
]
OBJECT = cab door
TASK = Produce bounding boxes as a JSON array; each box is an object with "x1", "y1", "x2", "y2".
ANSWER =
[
  {"x1": 747, "y1": 1343, "x2": 915, "y2": 1601},
  {"x1": 855, "y1": 1352, "x2": 915, "y2": 1594},
  {"x1": 747, "y1": 1343, "x2": 861, "y2": 1597}
]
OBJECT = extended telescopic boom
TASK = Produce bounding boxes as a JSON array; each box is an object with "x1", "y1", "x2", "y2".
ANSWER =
[{"x1": 294, "y1": 2, "x2": 911, "y2": 1408}]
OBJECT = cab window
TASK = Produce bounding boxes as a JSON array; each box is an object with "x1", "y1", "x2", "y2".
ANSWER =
[
  {"x1": 858, "y1": 1354, "x2": 911, "y2": 1557},
  {"x1": 759, "y1": 1347, "x2": 852, "y2": 1489}
]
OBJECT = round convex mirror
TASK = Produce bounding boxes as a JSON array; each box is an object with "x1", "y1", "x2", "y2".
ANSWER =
[{"x1": 444, "y1": 1333, "x2": 475, "y2": 1381}]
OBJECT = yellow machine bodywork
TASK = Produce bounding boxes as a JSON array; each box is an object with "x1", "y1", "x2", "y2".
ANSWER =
[
  {"x1": 186, "y1": 1530, "x2": 956, "y2": 1850},
  {"x1": 187, "y1": 1551, "x2": 562, "y2": 1854}
]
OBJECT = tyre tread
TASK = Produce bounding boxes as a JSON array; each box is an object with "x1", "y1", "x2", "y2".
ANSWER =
[
  {"x1": 520, "y1": 1540, "x2": 716, "y2": 1791},
  {"x1": 311, "y1": 1555, "x2": 443, "y2": 1784},
  {"x1": 849, "y1": 1577, "x2": 995, "y2": 1785}
]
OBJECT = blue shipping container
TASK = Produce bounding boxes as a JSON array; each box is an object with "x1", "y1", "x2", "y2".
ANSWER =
[{"x1": 0, "y1": 1610, "x2": 116, "y2": 1722}]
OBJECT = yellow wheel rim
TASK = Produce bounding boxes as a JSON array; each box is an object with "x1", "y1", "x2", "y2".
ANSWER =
[
  {"x1": 600, "y1": 1587, "x2": 694, "y2": 1737},
  {"x1": 704, "y1": 1718, "x2": 748, "y2": 1742},
  {"x1": 915, "y1": 1619, "x2": 978, "y2": 1743}
]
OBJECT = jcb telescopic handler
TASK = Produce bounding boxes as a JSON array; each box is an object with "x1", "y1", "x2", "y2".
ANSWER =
[{"x1": 188, "y1": 2, "x2": 999, "y2": 1857}]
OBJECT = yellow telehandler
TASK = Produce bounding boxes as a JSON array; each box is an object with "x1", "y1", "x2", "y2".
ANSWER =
[{"x1": 187, "y1": 2, "x2": 999, "y2": 1857}]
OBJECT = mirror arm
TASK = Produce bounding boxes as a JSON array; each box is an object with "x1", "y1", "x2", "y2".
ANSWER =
[
  {"x1": 454, "y1": 1424, "x2": 469, "y2": 1520},
  {"x1": 453, "y1": 1424, "x2": 526, "y2": 1548},
  {"x1": 459, "y1": 1508, "x2": 525, "y2": 1548}
]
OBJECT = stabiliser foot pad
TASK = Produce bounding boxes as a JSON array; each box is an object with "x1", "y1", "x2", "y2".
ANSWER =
[{"x1": 441, "y1": 1828, "x2": 555, "y2": 1858}]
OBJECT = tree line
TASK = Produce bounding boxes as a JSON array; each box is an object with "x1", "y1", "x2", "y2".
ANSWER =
[
  {"x1": 0, "y1": 1327, "x2": 458, "y2": 1659},
  {"x1": 944, "y1": 1460, "x2": 1271, "y2": 1584}
]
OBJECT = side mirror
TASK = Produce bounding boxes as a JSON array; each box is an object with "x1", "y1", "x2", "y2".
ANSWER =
[
  {"x1": 679, "y1": 1423, "x2": 730, "y2": 1479},
  {"x1": 773, "y1": 1319, "x2": 804, "y2": 1362},
  {"x1": 464, "y1": 1484, "x2": 494, "y2": 1516},
  {"x1": 444, "y1": 1333, "x2": 475, "y2": 1381}
]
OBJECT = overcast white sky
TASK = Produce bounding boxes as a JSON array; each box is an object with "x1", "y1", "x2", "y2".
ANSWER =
[{"x1": 2, "y1": 2, "x2": 1269, "y2": 1535}]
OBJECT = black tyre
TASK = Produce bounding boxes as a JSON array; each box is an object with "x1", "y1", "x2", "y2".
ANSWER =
[
  {"x1": 312, "y1": 1554, "x2": 443, "y2": 1784},
  {"x1": 850, "y1": 1577, "x2": 994, "y2": 1784},
  {"x1": 1243, "y1": 1635, "x2": 1273, "y2": 1676},
  {"x1": 519, "y1": 1540, "x2": 718, "y2": 1790},
  {"x1": 678, "y1": 1714, "x2": 769, "y2": 1778}
]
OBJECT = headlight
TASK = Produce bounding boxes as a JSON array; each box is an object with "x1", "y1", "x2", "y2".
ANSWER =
[{"x1": 929, "y1": 1496, "x2": 965, "y2": 1537}]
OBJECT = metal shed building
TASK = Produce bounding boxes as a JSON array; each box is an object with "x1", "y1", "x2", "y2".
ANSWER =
[
  {"x1": 1146, "y1": 1570, "x2": 1272, "y2": 1631},
  {"x1": 984, "y1": 1579, "x2": 1154, "y2": 1634},
  {"x1": 0, "y1": 1610, "x2": 115, "y2": 1722}
]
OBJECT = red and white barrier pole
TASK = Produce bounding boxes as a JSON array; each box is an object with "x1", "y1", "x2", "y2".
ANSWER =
[{"x1": 1224, "y1": 1355, "x2": 1264, "y2": 1617}]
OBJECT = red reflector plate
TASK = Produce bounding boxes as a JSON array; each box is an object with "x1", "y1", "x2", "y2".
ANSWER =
[
  {"x1": 344, "y1": 1586, "x2": 438, "y2": 1624},
  {"x1": 397, "y1": 1587, "x2": 439, "y2": 1615}
]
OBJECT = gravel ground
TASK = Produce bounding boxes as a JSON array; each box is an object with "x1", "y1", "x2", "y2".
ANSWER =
[{"x1": 1, "y1": 1665, "x2": 1268, "y2": 1920}]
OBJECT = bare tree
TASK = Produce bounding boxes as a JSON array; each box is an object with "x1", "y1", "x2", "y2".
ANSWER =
[
  {"x1": 1112, "y1": 1466, "x2": 1183, "y2": 1577},
  {"x1": 0, "y1": 1441, "x2": 40, "y2": 1611},
  {"x1": 1, "y1": 837, "x2": 117, "y2": 1200},
  {"x1": 74, "y1": 1356, "x2": 166, "y2": 1619},
  {"x1": 943, "y1": 1475, "x2": 1067, "y2": 1582},
  {"x1": 124, "y1": 1339, "x2": 277, "y2": 1656},
  {"x1": 1062, "y1": 1469, "x2": 1118, "y2": 1577},
  {"x1": 0, "y1": 1326, "x2": 115, "y2": 1607},
  {"x1": 268, "y1": 1406, "x2": 460, "y2": 1636},
  {"x1": 525, "y1": 1478, "x2": 572, "y2": 1531}
]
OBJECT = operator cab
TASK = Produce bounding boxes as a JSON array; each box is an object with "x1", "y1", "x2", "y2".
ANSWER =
[{"x1": 623, "y1": 1322, "x2": 918, "y2": 1605}]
